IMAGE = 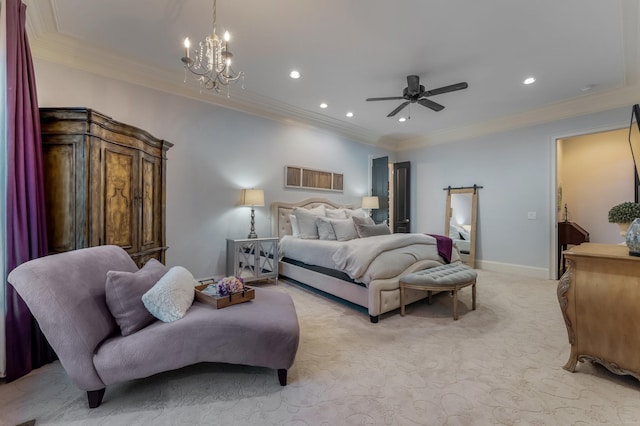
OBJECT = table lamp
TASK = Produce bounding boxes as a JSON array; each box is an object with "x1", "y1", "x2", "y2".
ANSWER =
[{"x1": 241, "y1": 189, "x2": 265, "y2": 238}]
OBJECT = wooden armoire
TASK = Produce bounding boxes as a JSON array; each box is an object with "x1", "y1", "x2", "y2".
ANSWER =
[{"x1": 40, "y1": 108, "x2": 173, "y2": 266}]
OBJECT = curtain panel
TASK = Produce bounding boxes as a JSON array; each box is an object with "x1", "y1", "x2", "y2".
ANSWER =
[
  {"x1": 4, "y1": 0, "x2": 55, "y2": 381},
  {"x1": 0, "y1": 0, "x2": 8, "y2": 379}
]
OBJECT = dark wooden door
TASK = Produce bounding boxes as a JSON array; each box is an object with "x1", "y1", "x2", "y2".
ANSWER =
[
  {"x1": 371, "y1": 156, "x2": 389, "y2": 225},
  {"x1": 393, "y1": 161, "x2": 411, "y2": 233}
]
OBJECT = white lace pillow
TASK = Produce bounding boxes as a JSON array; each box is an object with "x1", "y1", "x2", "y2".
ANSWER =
[{"x1": 142, "y1": 266, "x2": 196, "y2": 322}]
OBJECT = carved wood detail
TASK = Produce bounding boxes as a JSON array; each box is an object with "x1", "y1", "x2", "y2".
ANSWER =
[{"x1": 556, "y1": 258, "x2": 574, "y2": 344}]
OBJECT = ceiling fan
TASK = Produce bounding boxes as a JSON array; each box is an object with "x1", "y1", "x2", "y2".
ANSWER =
[{"x1": 366, "y1": 75, "x2": 468, "y2": 117}]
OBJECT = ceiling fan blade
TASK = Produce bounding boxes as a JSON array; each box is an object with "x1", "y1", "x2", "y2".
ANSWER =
[
  {"x1": 387, "y1": 101, "x2": 410, "y2": 117},
  {"x1": 424, "y1": 82, "x2": 468, "y2": 97},
  {"x1": 418, "y1": 98, "x2": 445, "y2": 112},
  {"x1": 406, "y1": 75, "x2": 420, "y2": 95},
  {"x1": 366, "y1": 96, "x2": 405, "y2": 102}
]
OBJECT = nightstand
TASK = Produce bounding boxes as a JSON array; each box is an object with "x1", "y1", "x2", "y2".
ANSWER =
[{"x1": 226, "y1": 237, "x2": 279, "y2": 283}]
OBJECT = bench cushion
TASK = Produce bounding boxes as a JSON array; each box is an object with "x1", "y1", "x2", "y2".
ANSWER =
[{"x1": 401, "y1": 263, "x2": 477, "y2": 287}]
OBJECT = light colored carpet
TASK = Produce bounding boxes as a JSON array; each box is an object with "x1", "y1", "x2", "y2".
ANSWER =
[{"x1": 2, "y1": 270, "x2": 640, "y2": 425}]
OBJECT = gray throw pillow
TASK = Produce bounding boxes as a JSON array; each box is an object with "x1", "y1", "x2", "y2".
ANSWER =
[
  {"x1": 331, "y1": 218, "x2": 359, "y2": 241},
  {"x1": 105, "y1": 258, "x2": 169, "y2": 336},
  {"x1": 355, "y1": 222, "x2": 391, "y2": 238},
  {"x1": 352, "y1": 215, "x2": 375, "y2": 226},
  {"x1": 316, "y1": 217, "x2": 337, "y2": 240}
]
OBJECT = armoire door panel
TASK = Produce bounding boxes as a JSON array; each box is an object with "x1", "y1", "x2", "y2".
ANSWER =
[
  {"x1": 101, "y1": 145, "x2": 138, "y2": 250},
  {"x1": 140, "y1": 153, "x2": 161, "y2": 250},
  {"x1": 43, "y1": 143, "x2": 77, "y2": 252}
]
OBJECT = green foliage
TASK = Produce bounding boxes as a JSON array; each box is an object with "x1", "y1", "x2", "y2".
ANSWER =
[{"x1": 608, "y1": 202, "x2": 640, "y2": 223}]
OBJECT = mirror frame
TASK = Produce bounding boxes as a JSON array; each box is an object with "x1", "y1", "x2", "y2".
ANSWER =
[{"x1": 444, "y1": 188, "x2": 478, "y2": 268}]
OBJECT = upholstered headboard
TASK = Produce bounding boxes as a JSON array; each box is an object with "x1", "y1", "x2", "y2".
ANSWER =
[{"x1": 271, "y1": 198, "x2": 354, "y2": 238}]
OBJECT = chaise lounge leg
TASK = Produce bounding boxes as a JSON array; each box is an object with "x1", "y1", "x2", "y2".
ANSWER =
[
  {"x1": 87, "y1": 388, "x2": 105, "y2": 408},
  {"x1": 369, "y1": 315, "x2": 379, "y2": 323},
  {"x1": 278, "y1": 369, "x2": 287, "y2": 386}
]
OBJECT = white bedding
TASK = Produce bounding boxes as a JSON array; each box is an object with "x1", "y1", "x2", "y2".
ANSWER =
[{"x1": 280, "y1": 233, "x2": 459, "y2": 285}]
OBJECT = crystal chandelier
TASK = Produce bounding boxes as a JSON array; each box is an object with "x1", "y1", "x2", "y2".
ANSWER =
[{"x1": 181, "y1": 0, "x2": 244, "y2": 94}]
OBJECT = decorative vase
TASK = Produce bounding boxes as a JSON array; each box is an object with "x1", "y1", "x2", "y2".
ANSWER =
[{"x1": 625, "y1": 218, "x2": 640, "y2": 256}]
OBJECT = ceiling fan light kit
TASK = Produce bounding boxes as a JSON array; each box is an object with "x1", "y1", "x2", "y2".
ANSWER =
[{"x1": 366, "y1": 75, "x2": 468, "y2": 117}]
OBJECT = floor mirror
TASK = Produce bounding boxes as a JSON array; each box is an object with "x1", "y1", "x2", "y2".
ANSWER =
[{"x1": 444, "y1": 186, "x2": 479, "y2": 268}]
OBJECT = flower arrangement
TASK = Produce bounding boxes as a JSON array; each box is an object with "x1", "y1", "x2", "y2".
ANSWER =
[
  {"x1": 608, "y1": 202, "x2": 640, "y2": 224},
  {"x1": 216, "y1": 276, "x2": 245, "y2": 296}
]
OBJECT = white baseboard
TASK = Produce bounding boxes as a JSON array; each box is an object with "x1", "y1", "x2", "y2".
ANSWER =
[{"x1": 475, "y1": 259, "x2": 550, "y2": 280}]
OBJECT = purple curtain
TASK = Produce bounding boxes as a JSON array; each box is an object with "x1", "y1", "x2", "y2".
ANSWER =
[{"x1": 5, "y1": 0, "x2": 55, "y2": 381}]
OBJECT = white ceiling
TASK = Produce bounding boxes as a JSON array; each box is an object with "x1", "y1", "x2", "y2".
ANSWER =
[{"x1": 24, "y1": 0, "x2": 640, "y2": 150}]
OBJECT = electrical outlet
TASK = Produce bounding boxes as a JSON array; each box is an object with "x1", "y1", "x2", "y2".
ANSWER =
[{"x1": 527, "y1": 211, "x2": 537, "y2": 220}]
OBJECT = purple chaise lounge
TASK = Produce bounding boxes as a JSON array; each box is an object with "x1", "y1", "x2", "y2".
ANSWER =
[{"x1": 7, "y1": 245, "x2": 300, "y2": 408}]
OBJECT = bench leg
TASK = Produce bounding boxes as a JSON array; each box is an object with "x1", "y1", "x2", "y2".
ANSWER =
[
  {"x1": 452, "y1": 289, "x2": 459, "y2": 320},
  {"x1": 400, "y1": 284, "x2": 405, "y2": 316},
  {"x1": 427, "y1": 290, "x2": 433, "y2": 305},
  {"x1": 472, "y1": 280, "x2": 477, "y2": 311}
]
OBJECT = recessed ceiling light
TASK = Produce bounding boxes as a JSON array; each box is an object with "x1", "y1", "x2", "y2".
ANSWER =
[
  {"x1": 398, "y1": 117, "x2": 407, "y2": 122},
  {"x1": 346, "y1": 112, "x2": 354, "y2": 118},
  {"x1": 523, "y1": 77, "x2": 536, "y2": 85},
  {"x1": 320, "y1": 103, "x2": 328, "y2": 109},
  {"x1": 289, "y1": 70, "x2": 300, "y2": 79}
]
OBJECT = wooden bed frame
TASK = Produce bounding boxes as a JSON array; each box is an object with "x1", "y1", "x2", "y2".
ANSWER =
[{"x1": 271, "y1": 198, "x2": 442, "y2": 323}]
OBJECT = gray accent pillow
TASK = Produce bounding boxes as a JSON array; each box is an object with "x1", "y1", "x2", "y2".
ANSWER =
[
  {"x1": 316, "y1": 217, "x2": 337, "y2": 240},
  {"x1": 293, "y1": 207, "x2": 325, "y2": 239},
  {"x1": 331, "y1": 218, "x2": 359, "y2": 241},
  {"x1": 142, "y1": 266, "x2": 196, "y2": 322},
  {"x1": 355, "y1": 222, "x2": 391, "y2": 238},
  {"x1": 105, "y1": 258, "x2": 169, "y2": 336},
  {"x1": 352, "y1": 215, "x2": 375, "y2": 226}
]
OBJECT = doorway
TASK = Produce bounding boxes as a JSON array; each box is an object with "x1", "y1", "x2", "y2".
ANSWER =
[{"x1": 553, "y1": 127, "x2": 633, "y2": 278}]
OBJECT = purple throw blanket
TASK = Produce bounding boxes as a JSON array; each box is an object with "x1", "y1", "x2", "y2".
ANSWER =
[{"x1": 427, "y1": 234, "x2": 453, "y2": 264}]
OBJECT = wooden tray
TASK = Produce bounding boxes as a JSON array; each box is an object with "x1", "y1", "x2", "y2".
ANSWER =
[{"x1": 194, "y1": 284, "x2": 255, "y2": 309}]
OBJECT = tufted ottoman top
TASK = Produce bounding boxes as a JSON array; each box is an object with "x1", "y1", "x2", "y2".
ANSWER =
[{"x1": 401, "y1": 263, "x2": 477, "y2": 287}]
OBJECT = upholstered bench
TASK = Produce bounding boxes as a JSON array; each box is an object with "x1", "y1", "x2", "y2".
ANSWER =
[{"x1": 399, "y1": 263, "x2": 477, "y2": 320}]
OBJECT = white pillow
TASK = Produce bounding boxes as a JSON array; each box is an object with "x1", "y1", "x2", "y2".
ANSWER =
[
  {"x1": 142, "y1": 266, "x2": 196, "y2": 322},
  {"x1": 305, "y1": 205, "x2": 326, "y2": 216},
  {"x1": 343, "y1": 208, "x2": 368, "y2": 218},
  {"x1": 289, "y1": 214, "x2": 300, "y2": 237},
  {"x1": 293, "y1": 206, "x2": 326, "y2": 239},
  {"x1": 331, "y1": 218, "x2": 359, "y2": 241},
  {"x1": 326, "y1": 208, "x2": 347, "y2": 219},
  {"x1": 316, "y1": 217, "x2": 337, "y2": 240}
]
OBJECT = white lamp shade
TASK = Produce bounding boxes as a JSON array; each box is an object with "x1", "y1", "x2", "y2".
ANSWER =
[
  {"x1": 362, "y1": 196, "x2": 379, "y2": 209},
  {"x1": 241, "y1": 189, "x2": 265, "y2": 207}
]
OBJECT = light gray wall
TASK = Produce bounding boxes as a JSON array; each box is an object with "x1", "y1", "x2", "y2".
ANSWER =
[
  {"x1": 33, "y1": 59, "x2": 391, "y2": 278},
  {"x1": 398, "y1": 107, "x2": 632, "y2": 277},
  {"x1": 32, "y1": 58, "x2": 635, "y2": 278}
]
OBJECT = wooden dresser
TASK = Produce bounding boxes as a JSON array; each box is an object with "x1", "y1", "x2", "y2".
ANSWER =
[
  {"x1": 40, "y1": 108, "x2": 173, "y2": 266},
  {"x1": 558, "y1": 243, "x2": 640, "y2": 380}
]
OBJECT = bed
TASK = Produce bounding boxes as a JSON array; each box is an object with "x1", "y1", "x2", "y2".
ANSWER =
[
  {"x1": 449, "y1": 223, "x2": 471, "y2": 263},
  {"x1": 271, "y1": 198, "x2": 460, "y2": 323}
]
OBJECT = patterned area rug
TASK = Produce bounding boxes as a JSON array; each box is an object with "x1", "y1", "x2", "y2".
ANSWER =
[{"x1": 2, "y1": 270, "x2": 640, "y2": 425}]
